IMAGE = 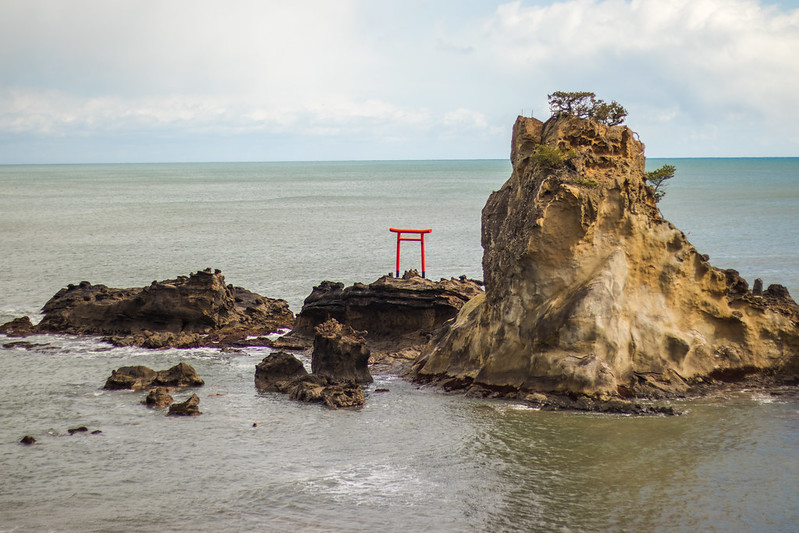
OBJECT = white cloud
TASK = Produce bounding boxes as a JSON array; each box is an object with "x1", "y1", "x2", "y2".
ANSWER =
[
  {"x1": 1, "y1": 0, "x2": 799, "y2": 161},
  {"x1": 478, "y1": 0, "x2": 799, "y2": 127}
]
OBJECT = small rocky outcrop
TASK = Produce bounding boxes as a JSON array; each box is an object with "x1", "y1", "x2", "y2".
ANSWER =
[
  {"x1": 412, "y1": 114, "x2": 799, "y2": 403},
  {"x1": 254, "y1": 351, "x2": 309, "y2": 391},
  {"x1": 285, "y1": 375, "x2": 366, "y2": 409},
  {"x1": 291, "y1": 271, "x2": 483, "y2": 343},
  {"x1": 0, "y1": 269, "x2": 294, "y2": 349},
  {"x1": 104, "y1": 362, "x2": 204, "y2": 390},
  {"x1": 167, "y1": 394, "x2": 201, "y2": 416},
  {"x1": 0, "y1": 316, "x2": 36, "y2": 337},
  {"x1": 312, "y1": 319, "x2": 372, "y2": 384},
  {"x1": 142, "y1": 387, "x2": 175, "y2": 407},
  {"x1": 254, "y1": 349, "x2": 366, "y2": 408},
  {"x1": 20, "y1": 435, "x2": 36, "y2": 445}
]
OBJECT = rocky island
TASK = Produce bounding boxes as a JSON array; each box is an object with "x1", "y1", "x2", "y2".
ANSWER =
[
  {"x1": 411, "y1": 113, "x2": 799, "y2": 406},
  {"x1": 0, "y1": 268, "x2": 294, "y2": 348}
]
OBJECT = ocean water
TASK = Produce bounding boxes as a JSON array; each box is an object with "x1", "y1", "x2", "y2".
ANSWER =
[{"x1": 0, "y1": 159, "x2": 798, "y2": 531}]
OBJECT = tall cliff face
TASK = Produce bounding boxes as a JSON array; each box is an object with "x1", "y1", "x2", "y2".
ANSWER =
[{"x1": 413, "y1": 115, "x2": 799, "y2": 397}]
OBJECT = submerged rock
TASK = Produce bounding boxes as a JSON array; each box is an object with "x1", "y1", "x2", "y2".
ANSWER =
[
  {"x1": 104, "y1": 362, "x2": 204, "y2": 391},
  {"x1": 0, "y1": 269, "x2": 294, "y2": 349},
  {"x1": 412, "y1": 113, "x2": 799, "y2": 401}
]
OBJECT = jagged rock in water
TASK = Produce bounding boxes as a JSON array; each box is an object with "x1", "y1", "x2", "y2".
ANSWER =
[
  {"x1": 0, "y1": 316, "x2": 36, "y2": 337},
  {"x1": 104, "y1": 362, "x2": 204, "y2": 390},
  {"x1": 254, "y1": 351, "x2": 309, "y2": 391},
  {"x1": 312, "y1": 319, "x2": 372, "y2": 384},
  {"x1": 143, "y1": 387, "x2": 175, "y2": 408},
  {"x1": 412, "y1": 114, "x2": 799, "y2": 398},
  {"x1": 292, "y1": 271, "x2": 483, "y2": 341},
  {"x1": 0, "y1": 269, "x2": 294, "y2": 348},
  {"x1": 254, "y1": 350, "x2": 365, "y2": 408},
  {"x1": 167, "y1": 394, "x2": 202, "y2": 416},
  {"x1": 285, "y1": 374, "x2": 366, "y2": 409}
]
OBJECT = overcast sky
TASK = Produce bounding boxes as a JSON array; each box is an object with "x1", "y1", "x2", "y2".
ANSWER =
[{"x1": 2, "y1": 0, "x2": 798, "y2": 163}]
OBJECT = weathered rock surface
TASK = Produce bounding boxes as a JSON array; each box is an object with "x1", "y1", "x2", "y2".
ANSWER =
[
  {"x1": 254, "y1": 351, "x2": 309, "y2": 391},
  {"x1": 311, "y1": 319, "x2": 372, "y2": 384},
  {"x1": 285, "y1": 374, "x2": 366, "y2": 409},
  {"x1": 412, "y1": 114, "x2": 799, "y2": 400},
  {"x1": 104, "y1": 362, "x2": 204, "y2": 390},
  {"x1": 142, "y1": 387, "x2": 175, "y2": 408},
  {"x1": 167, "y1": 393, "x2": 201, "y2": 416},
  {"x1": 254, "y1": 351, "x2": 366, "y2": 408},
  {"x1": 292, "y1": 271, "x2": 483, "y2": 342},
  {"x1": 0, "y1": 316, "x2": 36, "y2": 337},
  {"x1": 1, "y1": 269, "x2": 294, "y2": 348}
]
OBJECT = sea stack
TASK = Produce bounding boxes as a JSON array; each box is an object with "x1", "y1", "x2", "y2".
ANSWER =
[{"x1": 412, "y1": 114, "x2": 799, "y2": 398}]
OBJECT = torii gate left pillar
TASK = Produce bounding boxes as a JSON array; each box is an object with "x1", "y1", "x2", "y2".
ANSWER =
[{"x1": 389, "y1": 228, "x2": 432, "y2": 278}]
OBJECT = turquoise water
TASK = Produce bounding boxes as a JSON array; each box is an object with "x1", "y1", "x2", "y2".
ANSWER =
[{"x1": 1, "y1": 159, "x2": 798, "y2": 531}]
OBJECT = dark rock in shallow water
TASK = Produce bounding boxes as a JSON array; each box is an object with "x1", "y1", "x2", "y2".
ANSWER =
[
  {"x1": 104, "y1": 365, "x2": 158, "y2": 390},
  {"x1": 285, "y1": 375, "x2": 366, "y2": 409},
  {"x1": 0, "y1": 316, "x2": 36, "y2": 337},
  {"x1": 143, "y1": 387, "x2": 175, "y2": 408},
  {"x1": 254, "y1": 351, "x2": 366, "y2": 408},
  {"x1": 0, "y1": 268, "x2": 294, "y2": 348},
  {"x1": 254, "y1": 351, "x2": 308, "y2": 391},
  {"x1": 104, "y1": 362, "x2": 204, "y2": 391},
  {"x1": 67, "y1": 426, "x2": 89, "y2": 435},
  {"x1": 20, "y1": 435, "x2": 36, "y2": 445},
  {"x1": 167, "y1": 393, "x2": 202, "y2": 416},
  {"x1": 312, "y1": 319, "x2": 372, "y2": 385}
]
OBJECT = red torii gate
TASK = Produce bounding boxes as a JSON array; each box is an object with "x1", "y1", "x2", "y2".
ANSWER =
[{"x1": 389, "y1": 227, "x2": 432, "y2": 279}]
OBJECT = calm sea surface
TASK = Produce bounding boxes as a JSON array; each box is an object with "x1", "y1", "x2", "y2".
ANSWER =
[{"x1": 1, "y1": 159, "x2": 797, "y2": 531}]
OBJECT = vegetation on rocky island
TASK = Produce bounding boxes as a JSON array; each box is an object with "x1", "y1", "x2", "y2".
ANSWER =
[
  {"x1": 530, "y1": 144, "x2": 576, "y2": 171},
  {"x1": 548, "y1": 91, "x2": 628, "y2": 126},
  {"x1": 645, "y1": 164, "x2": 676, "y2": 202}
]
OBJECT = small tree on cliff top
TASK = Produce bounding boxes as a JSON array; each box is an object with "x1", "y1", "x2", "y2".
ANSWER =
[
  {"x1": 645, "y1": 164, "x2": 675, "y2": 202},
  {"x1": 548, "y1": 91, "x2": 627, "y2": 126}
]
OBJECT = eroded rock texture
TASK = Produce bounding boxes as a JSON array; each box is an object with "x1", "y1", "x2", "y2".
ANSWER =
[
  {"x1": 3, "y1": 269, "x2": 294, "y2": 348},
  {"x1": 413, "y1": 114, "x2": 799, "y2": 398},
  {"x1": 293, "y1": 271, "x2": 483, "y2": 341}
]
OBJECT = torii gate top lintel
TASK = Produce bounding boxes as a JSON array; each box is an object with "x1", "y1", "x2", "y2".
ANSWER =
[{"x1": 389, "y1": 227, "x2": 432, "y2": 278}]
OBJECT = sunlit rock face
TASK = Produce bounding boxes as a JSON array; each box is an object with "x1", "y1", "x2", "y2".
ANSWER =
[{"x1": 413, "y1": 114, "x2": 799, "y2": 397}]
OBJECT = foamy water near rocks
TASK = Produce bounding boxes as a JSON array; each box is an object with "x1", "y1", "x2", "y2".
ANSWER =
[{"x1": 412, "y1": 114, "x2": 799, "y2": 399}]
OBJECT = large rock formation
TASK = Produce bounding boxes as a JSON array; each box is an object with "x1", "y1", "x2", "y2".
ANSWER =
[
  {"x1": 292, "y1": 271, "x2": 483, "y2": 341},
  {"x1": 412, "y1": 114, "x2": 799, "y2": 399},
  {"x1": 2, "y1": 269, "x2": 294, "y2": 348}
]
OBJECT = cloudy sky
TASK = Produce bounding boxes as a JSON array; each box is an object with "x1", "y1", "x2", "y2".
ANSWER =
[{"x1": 2, "y1": 0, "x2": 798, "y2": 163}]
